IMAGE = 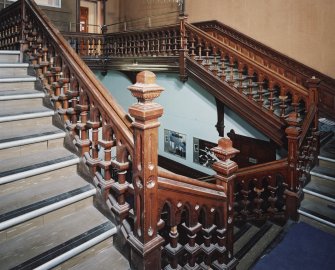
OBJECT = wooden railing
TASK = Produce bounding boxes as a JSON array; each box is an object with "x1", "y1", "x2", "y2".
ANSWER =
[
  {"x1": 0, "y1": 1, "x2": 239, "y2": 269},
  {"x1": 194, "y1": 20, "x2": 335, "y2": 122}
]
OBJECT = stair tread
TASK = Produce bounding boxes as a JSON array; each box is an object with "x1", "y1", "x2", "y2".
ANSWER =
[
  {"x1": 234, "y1": 224, "x2": 259, "y2": 256},
  {"x1": 0, "y1": 148, "x2": 78, "y2": 179},
  {"x1": 0, "y1": 88, "x2": 44, "y2": 98},
  {"x1": 304, "y1": 179, "x2": 335, "y2": 202},
  {"x1": 0, "y1": 205, "x2": 114, "y2": 269},
  {"x1": 299, "y1": 200, "x2": 335, "y2": 225},
  {"x1": 311, "y1": 166, "x2": 335, "y2": 180},
  {"x1": 320, "y1": 137, "x2": 335, "y2": 161},
  {"x1": 0, "y1": 170, "x2": 89, "y2": 217},
  {"x1": 66, "y1": 243, "x2": 130, "y2": 270},
  {"x1": 0, "y1": 124, "x2": 64, "y2": 145},
  {"x1": 0, "y1": 50, "x2": 20, "y2": 55},
  {"x1": 0, "y1": 63, "x2": 29, "y2": 67}
]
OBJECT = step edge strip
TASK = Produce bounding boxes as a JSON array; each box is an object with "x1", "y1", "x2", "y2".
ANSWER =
[
  {"x1": 0, "y1": 188, "x2": 96, "y2": 231},
  {"x1": 0, "y1": 157, "x2": 80, "y2": 185},
  {"x1": 0, "y1": 77, "x2": 36, "y2": 82},
  {"x1": 303, "y1": 188, "x2": 335, "y2": 203},
  {"x1": 0, "y1": 110, "x2": 55, "y2": 122},
  {"x1": 310, "y1": 171, "x2": 335, "y2": 181},
  {"x1": 0, "y1": 93, "x2": 45, "y2": 101},
  {"x1": 318, "y1": 156, "x2": 335, "y2": 163},
  {"x1": 0, "y1": 132, "x2": 65, "y2": 149},
  {"x1": 0, "y1": 50, "x2": 20, "y2": 54},
  {"x1": 298, "y1": 209, "x2": 335, "y2": 228},
  {"x1": 34, "y1": 227, "x2": 116, "y2": 270},
  {"x1": 0, "y1": 63, "x2": 29, "y2": 67}
]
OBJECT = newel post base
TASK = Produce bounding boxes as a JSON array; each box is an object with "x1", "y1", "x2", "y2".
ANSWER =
[
  {"x1": 211, "y1": 138, "x2": 240, "y2": 268},
  {"x1": 128, "y1": 71, "x2": 164, "y2": 270}
]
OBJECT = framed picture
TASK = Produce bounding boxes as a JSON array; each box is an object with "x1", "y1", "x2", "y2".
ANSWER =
[
  {"x1": 164, "y1": 129, "x2": 186, "y2": 159},
  {"x1": 193, "y1": 137, "x2": 217, "y2": 168}
]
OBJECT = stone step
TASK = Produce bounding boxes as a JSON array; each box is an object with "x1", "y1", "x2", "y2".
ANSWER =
[
  {"x1": 0, "y1": 88, "x2": 46, "y2": 109},
  {"x1": 298, "y1": 200, "x2": 335, "y2": 229},
  {"x1": 304, "y1": 177, "x2": 335, "y2": 208},
  {"x1": 310, "y1": 166, "x2": 335, "y2": 182},
  {"x1": 54, "y1": 238, "x2": 130, "y2": 270},
  {"x1": 0, "y1": 75, "x2": 37, "y2": 90},
  {"x1": 0, "y1": 62, "x2": 29, "y2": 76},
  {"x1": 0, "y1": 103, "x2": 54, "y2": 125},
  {"x1": 0, "y1": 123, "x2": 65, "y2": 157},
  {"x1": 236, "y1": 223, "x2": 282, "y2": 270},
  {"x1": 0, "y1": 204, "x2": 116, "y2": 270},
  {"x1": 319, "y1": 137, "x2": 335, "y2": 170},
  {"x1": 0, "y1": 147, "x2": 79, "y2": 185},
  {"x1": 0, "y1": 50, "x2": 20, "y2": 63}
]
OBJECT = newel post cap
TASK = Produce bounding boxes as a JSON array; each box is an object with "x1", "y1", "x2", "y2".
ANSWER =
[{"x1": 128, "y1": 71, "x2": 164, "y2": 104}]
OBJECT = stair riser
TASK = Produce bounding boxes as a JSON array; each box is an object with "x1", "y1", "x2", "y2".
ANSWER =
[
  {"x1": 0, "y1": 54, "x2": 20, "y2": 63},
  {"x1": 0, "y1": 196, "x2": 93, "y2": 243},
  {"x1": 0, "y1": 81, "x2": 36, "y2": 90},
  {"x1": 319, "y1": 159, "x2": 335, "y2": 170},
  {"x1": 303, "y1": 192, "x2": 335, "y2": 209},
  {"x1": 0, "y1": 137, "x2": 64, "y2": 159},
  {"x1": 2, "y1": 97, "x2": 44, "y2": 109},
  {"x1": 0, "y1": 67, "x2": 28, "y2": 76},
  {"x1": 0, "y1": 115, "x2": 52, "y2": 130}
]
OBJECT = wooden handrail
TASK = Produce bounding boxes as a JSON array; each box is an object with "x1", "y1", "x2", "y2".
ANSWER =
[
  {"x1": 158, "y1": 168, "x2": 225, "y2": 193},
  {"x1": 236, "y1": 158, "x2": 288, "y2": 176},
  {"x1": 185, "y1": 22, "x2": 309, "y2": 98},
  {"x1": 25, "y1": 0, "x2": 134, "y2": 150}
]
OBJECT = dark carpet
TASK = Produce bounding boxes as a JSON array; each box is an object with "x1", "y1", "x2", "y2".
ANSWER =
[{"x1": 252, "y1": 222, "x2": 335, "y2": 270}]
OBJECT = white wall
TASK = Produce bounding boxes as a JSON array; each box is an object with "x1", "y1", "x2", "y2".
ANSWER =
[{"x1": 95, "y1": 71, "x2": 269, "y2": 174}]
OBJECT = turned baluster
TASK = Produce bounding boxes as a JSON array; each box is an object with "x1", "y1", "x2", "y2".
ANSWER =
[
  {"x1": 172, "y1": 29, "x2": 179, "y2": 56},
  {"x1": 203, "y1": 41, "x2": 211, "y2": 70},
  {"x1": 109, "y1": 144, "x2": 130, "y2": 221},
  {"x1": 257, "y1": 73, "x2": 265, "y2": 106},
  {"x1": 196, "y1": 37, "x2": 203, "y2": 65},
  {"x1": 245, "y1": 67, "x2": 255, "y2": 99},
  {"x1": 211, "y1": 46, "x2": 219, "y2": 76},
  {"x1": 40, "y1": 45, "x2": 49, "y2": 82},
  {"x1": 182, "y1": 221, "x2": 202, "y2": 269},
  {"x1": 165, "y1": 225, "x2": 183, "y2": 269},
  {"x1": 58, "y1": 77, "x2": 70, "y2": 121},
  {"x1": 150, "y1": 32, "x2": 156, "y2": 56},
  {"x1": 225, "y1": 56, "x2": 235, "y2": 86},
  {"x1": 219, "y1": 52, "x2": 227, "y2": 81},
  {"x1": 240, "y1": 180, "x2": 251, "y2": 218},
  {"x1": 166, "y1": 30, "x2": 172, "y2": 56},
  {"x1": 279, "y1": 94, "x2": 288, "y2": 118},
  {"x1": 211, "y1": 138, "x2": 239, "y2": 268},
  {"x1": 267, "y1": 175, "x2": 278, "y2": 217},
  {"x1": 188, "y1": 32, "x2": 196, "y2": 59},
  {"x1": 252, "y1": 178, "x2": 264, "y2": 217},
  {"x1": 267, "y1": 79, "x2": 275, "y2": 112},
  {"x1": 236, "y1": 61, "x2": 245, "y2": 93},
  {"x1": 75, "y1": 89, "x2": 90, "y2": 155},
  {"x1": 201, "y1": 221, "x2": 216, "y2": 269},
  {"x1": 35, "y1": 36, "x2": 43, "y2": 76}
]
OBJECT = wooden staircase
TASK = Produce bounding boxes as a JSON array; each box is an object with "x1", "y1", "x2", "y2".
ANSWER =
[
  {"x1": 298, "y1": 134, "x2": 335, "y2": 234},
  {"x1": 0, "y1": 50, "x2": 129, "y2": 269}
]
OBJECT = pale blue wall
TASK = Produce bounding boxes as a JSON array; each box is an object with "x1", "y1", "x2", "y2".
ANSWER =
[{"x1": 95, "y1": 70, "x2": 269, "y2": 174}]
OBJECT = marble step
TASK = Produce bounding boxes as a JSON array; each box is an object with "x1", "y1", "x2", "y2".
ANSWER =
[
  {"x1": 0, "y1": 50, "x2": 20, "y2": 63},
  {"x1": 0, "y1": 75, "x2": 37, "y2": 90},
  {"x1": 0, "y1": 204, "x2": 116, "y2": 270},
  {"x1": 319, "y1": 137, "x2": 335, "y2": 170},
  {"x1": 0, "y1": 62, "x2": 29, "y2": 76}
]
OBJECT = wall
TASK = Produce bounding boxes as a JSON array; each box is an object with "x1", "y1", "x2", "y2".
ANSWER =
[
  {"x1": 95, "y1": 70, "x2": 268, "y2": 174},
  {"x1": 118, "y1": 0, "x2": 180, "y2": 31},
  {"x1": 186, "y1": 0, "x2": 335, "y2": 78}
]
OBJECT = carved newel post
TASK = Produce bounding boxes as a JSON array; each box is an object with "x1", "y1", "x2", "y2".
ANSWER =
[
  {"x1": 285, "y1": 112, "x2": 302, "y2": 220},
  {"x1": 128, "y1": 71, "x2": 165, "y2": 270},
  {"x1": 211, "y1": 138, "x2": 239, "y2": 269}
]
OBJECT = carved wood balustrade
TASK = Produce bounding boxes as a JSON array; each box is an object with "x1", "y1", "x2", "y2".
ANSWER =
[
  {"x1": 194, "y1": 20, "x2": 335, "y2": 122},
  {"x1": 0, "y1": 1, "x2": 21, "y2": 50}
]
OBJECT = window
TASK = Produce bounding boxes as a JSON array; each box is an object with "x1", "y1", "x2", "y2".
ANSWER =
[{"x1": 8, "y1": 0, "x2": 61, "y2": 8}]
